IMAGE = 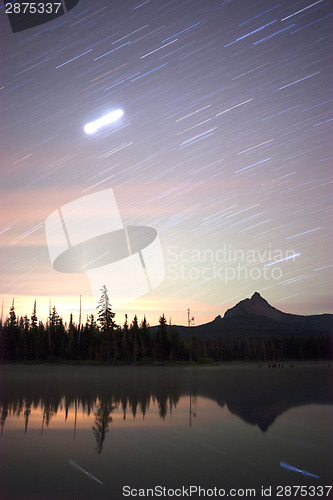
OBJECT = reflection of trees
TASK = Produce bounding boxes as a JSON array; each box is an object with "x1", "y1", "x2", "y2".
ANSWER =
[
  {"x1": 189, "y1": 394, "x2": 197, "y2": 427},
  {"x1": 0, "y1": 404, "x2": 8, "y2": 436},
  {"x1": 41, "y1": 403, "x2": 56, "y2": 434},
  {"x1": 0, "y1": 365, "x2": 332, "y2": 445},
  {"x1": 24, "y1": 405, "x2": 31, "y2": 434},
  {"x1": 0, "y1": 367, "x2": 184, "y2": 452},
  {"x1": 93, "y1": 400, "x2": 117, "y2": 454}
]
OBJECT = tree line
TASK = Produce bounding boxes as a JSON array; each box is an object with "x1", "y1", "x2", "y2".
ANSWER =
[{"x1": 0, "y1": 286, "x2": 331, "y2": 363}]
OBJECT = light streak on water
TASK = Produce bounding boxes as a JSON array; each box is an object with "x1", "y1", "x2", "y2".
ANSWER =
[
  {"x1": 69, "y1": 459, "x2": 103, "y2": 485},
  {"x1": 280, "y1": 461, "x2": 319, "y2": 479}
]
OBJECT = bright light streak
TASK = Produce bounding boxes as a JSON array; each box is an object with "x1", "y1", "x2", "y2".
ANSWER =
[
  {"x1": 281, "y1": 0, "x2": 323, "y2": 22},
  {"x1": 84, "y1": 109, "x2": 124, "y2": 134},
  {"x1": 280, "y1": 461, "x2": 319, "y2": 479},
  {"x1": 266, "y1": 253, "x2": 300, "y2": 266},
  {"x1": 216, "y1": 98, "x2": 253, "y2": 116}
]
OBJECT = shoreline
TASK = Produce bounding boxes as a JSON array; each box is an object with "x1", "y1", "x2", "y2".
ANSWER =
[{"x1": 0, "y1": 359, "x2": 331, "y2": 369}]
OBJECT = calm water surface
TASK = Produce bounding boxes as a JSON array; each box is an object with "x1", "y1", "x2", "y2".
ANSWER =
[{"x1": 0, "y1": 364, "x2": 332, "y2": 499}]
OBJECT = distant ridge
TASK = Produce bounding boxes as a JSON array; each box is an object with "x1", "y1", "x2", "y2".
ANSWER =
[{"x1": 171, "y1": 292, "x2": 333, "y2": 340}]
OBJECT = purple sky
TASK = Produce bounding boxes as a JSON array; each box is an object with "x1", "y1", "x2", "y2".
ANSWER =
[{"x1": 1, "y1": 0, "x2": 332, "y2": 325}]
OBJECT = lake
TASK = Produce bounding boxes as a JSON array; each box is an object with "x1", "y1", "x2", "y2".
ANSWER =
[{"x1": 0, "y1": 364, "x2": 332, "y2": 499}]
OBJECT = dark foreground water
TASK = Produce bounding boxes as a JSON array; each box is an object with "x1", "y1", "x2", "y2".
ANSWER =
[{"x1": 0, "y1": 364, "x2": 332, "y2": 500}]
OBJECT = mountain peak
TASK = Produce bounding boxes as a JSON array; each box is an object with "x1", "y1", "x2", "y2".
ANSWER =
[
  {"x1": 224, "y1": 293, "x2": 284, "y2": 321},
  {"x1": 250, "y1": 292, "x2": 271, "y2": 306}
]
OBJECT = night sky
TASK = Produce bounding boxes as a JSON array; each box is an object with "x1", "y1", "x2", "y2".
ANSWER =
[{"x1": 1, "y1": 0, "x2": 332, "y2": 325}]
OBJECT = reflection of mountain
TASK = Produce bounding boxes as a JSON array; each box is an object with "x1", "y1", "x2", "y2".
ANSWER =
[
  {"x1": 173, "y1": 292, "x2": 333, "y2": 339},
  {"x1": 0, "y1": 365, "x2": 332, "y2": 442},
  {"x1": 194, "y1": 366, "x2": 333, "y2": 431}
]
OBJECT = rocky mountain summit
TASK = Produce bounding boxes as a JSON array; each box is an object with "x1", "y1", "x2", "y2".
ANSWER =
[{"x1": 174, "y1": 292, "x2": 333, "y2": 339}]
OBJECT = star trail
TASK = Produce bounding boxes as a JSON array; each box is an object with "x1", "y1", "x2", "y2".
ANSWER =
[{"x1": 0, "y1": 0, "x2": 332, "y2": 324}]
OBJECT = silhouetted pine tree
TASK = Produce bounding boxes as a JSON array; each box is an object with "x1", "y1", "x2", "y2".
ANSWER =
[
  {"x1": 130, "y1": 315, "x2": 139, "y2": 363},
  {"x1": 158, "y1": 314, "x2": 169, "y2": 360},
  {"x1": 5, "y1": 300, "x2": 18, "y2": 360},
  {"x1": 97, "y1": 285, "x2": 118, "y2": 362},
  {"x1": 31, "y1": 301, "x2": 37, "y2": 330},
  {"x1": 97, "y1": 286, "x2": 116, "y2": 331},
  {"x1": 121, "y1": 314, "x2": 131, "y2": 362},
  {"x1": 82, "y1": 314, "x2": 98, "y2": 360},
  {"x1": 140, "y1": 315, "x2": 151, "y2": 359},
  {"x1": 67, "y1": 313, "x2": 78, "y2": 360}
]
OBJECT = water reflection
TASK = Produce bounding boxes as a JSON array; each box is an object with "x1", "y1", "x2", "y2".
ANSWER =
[
  {"x1": 93, "y1": 401, "x2": 116, "y2": 454},
  {"x1": 1, "y1": 365, "x2": 332, "y2": 499},
  {"x1": 1, "y1": 364, "x2": 332, "y2": 453}
]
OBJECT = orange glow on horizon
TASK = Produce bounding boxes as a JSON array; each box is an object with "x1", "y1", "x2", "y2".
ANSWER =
[
  {"x1": 2, "y1": 396, "x2": 229, "y2": 434},
  {"x1": 1, "y1": 292, "x2": 219, "y2": 326}
]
